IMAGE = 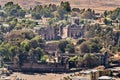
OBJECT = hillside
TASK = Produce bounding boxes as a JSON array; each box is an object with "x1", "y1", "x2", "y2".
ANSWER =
[{"x1": 0, "y1": 0, "x2": 120, "y2": 12}]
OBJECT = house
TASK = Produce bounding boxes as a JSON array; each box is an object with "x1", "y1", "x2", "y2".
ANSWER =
[
  {"x1": 79, "y1": 70, "x2": 99, "y2": 80},
  {"x1": 70, "y1": 69, "x2": 113, "y2": 80}
]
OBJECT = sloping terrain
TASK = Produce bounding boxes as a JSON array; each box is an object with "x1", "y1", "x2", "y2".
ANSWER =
[{"x1": 0, "y1": 0, "x2": 120, "y2": 12}]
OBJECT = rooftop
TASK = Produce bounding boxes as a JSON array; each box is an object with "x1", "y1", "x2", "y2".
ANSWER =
[
  {"x1": 71, "y1": 77, "x2": 90, "y2": 80},
  {"x1": 98, "y1": 76, "x2": 112, "y2": 80}
]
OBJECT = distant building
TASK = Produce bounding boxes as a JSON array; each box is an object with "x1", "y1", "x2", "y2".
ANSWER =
[
  {"x1": 9, "y1": 54, "x2": 70, "y2": 72},
  {"x1": 35, "y1": 26, "x2": 56, "y2": 40},
  {"x1": 62, "y1": 17, "x2": 85, "y2": 39},
  {"x1": 70, "y1": 68, "x2": 112, "y2": 80},
  {"x1": 79, "y1": 70, "x2": 99, "y2": 80},
  {"x1": 34, "y1": 17, "x2": 86, "y2": 40}
]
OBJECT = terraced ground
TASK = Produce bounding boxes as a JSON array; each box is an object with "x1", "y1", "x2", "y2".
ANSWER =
[{"x1": 0, "y1": 0, "x2": 120, "y2": 12}]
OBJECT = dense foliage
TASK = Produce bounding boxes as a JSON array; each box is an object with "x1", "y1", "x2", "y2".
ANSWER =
[
  {"x1": 0, "y1": 1, "x2": 120, "y2": 68},
  {"x1": 3, "y1": 2, "x2": 26, "y2": 18}
]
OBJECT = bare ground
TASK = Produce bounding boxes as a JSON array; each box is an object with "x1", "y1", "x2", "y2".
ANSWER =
[{"x1": 10, "y1": 72, "x2": 70, "y2": 80}]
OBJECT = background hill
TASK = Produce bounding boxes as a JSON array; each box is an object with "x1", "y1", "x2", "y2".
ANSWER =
[{"x1": 0, "y1": 0, "x2": 120, "y2": 13}]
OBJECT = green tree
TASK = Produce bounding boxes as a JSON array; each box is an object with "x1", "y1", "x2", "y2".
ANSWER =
[
  {"x1": 40, "y1": 55, "x2": 48, "y2": 63},
  {"x1": 21, "y1": 30, "x2": 35, "y2": 40},
  {"x1": 21, "y1": 40, "x2": 30, "y2": 51},
  {"x1": 30, "y1": 36, "x2": 44, "y2": 49},
  {"x1": 34, "y1": 36, "x2": 45, "y2": 43},
  {"x1": 81, "y1": 9, "x2": 95, "y2": 19},
  {"x1": 0, "y1": 43, "x2": 12, "y2": 61},
  {"x1": 48, "y1": 4, "x2": 57, "y2": 12},
  {"x1": 4, "y1": 2, "x2": 26, "y2": 18},
  {"x1": 17, "y1": 9, "x2": 26, "y2": 18},
  {"x1": 80, "y1": 42, "x2": 90, "y2": 53},
  {"x1": 0, "y1": 12, "x2": 7, "y2": 18},
  {"x1": 56, "y1": 7, "x2": 67, "y2": 20},
  {"x1": 77, "y1": 38, "x2": 86, "y2": 45},
  {"x1": 0, "y1": 47, "x2": 7, "y2": 57},
  {"x1": 31, "y1": 12, "x2": 41, "y2": 20},
  {"x1": 41, "y1": 8, "x2": 53, "y2": 18},
  {"x1": 65, "y1": 44, "x2": 75, "y2": 53},
  {"x1": 110, "y1": 8, "x2": 120, "y2": 20},
  {"x1": 83, "y1": 54, "x2": 100, "y2": 68},
  {"x1": 18, "y1": 53, "x2": 27, "y2": 67},
  {"x1": 58, "y1": 40, "x2": 70, "y2": 53},
  {"x1": 8, "y1": 46, "x2": 19, "y2": 58},
  {"x1": 33, "y1": 5, "x2": 43, "y2": 13},
  {"x1": 60, "y1": 1, "x2": 71, "y2": 12},
  {"x1": 104, "y1": 10, "x2": 108, "y2": 17},
  {"x1": 103, "y1": 18, "x2": 112, "y2": 25},
  {"x1": 30, "y1": 39, "x2": 38, "y2": 49},
  {"x1": 9, "y1": 18, "x2": 18, "y2": 29},
  {"x1": 4, "y1": 2, "x2": 14, "y2": 7},
  {"x1": 29, "y1": 47, "x2": 44, "y2": 61},
  {"x1": 88, "y1": 38, "x2": 102, "y2": 53}
]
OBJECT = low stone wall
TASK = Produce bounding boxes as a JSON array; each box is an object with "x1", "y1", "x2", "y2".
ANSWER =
[{"x1": 9, "y1": 62, "x2": 69, "y2": 72}]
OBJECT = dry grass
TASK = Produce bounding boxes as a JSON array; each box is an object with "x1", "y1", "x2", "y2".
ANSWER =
[{"x1": 0, "y1": 0, "x2": 120, "y2": 13}]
